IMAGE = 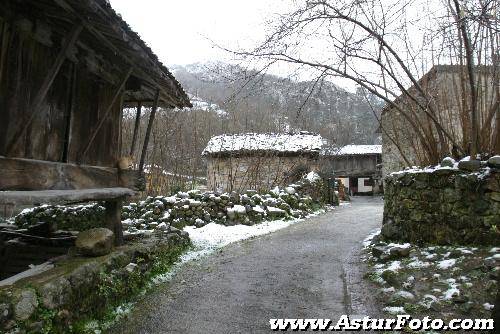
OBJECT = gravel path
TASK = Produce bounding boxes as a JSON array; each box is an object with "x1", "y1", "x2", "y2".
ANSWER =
[{"x1": 109, "y1": 196, "x2": 383, "y2": 333}]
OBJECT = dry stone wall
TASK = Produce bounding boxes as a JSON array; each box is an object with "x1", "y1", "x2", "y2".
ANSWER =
[{"x1": 382, "y1": 159, "x2": 500, "y2": 245}]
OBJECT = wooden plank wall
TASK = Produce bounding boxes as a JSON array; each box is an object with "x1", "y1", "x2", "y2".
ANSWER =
[{"x1": 0, "y1": 11, "x2": 121, "y2": 168}]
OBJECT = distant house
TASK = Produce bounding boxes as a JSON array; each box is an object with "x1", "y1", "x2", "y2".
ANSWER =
[
  {"x1": 380, "y1": 65, "x2": 498, "y2": 177},
  {"x1": 322, "y1": 145, "x2": 382, "y2": 195},
  {"x1": 202, "y1": 132, "x2": 324, "y2": 192}
]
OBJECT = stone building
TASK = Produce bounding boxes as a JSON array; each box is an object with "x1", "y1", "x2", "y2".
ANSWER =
[
  {"x1": 381, "y1": 65, "x2": 498, "y2": 177},
  {"x1": 203, "y1": 133, "x2": 324, "y2": 192},
  {"x1": 321, "y1": 145, "x2": 382, "y2": 195}
]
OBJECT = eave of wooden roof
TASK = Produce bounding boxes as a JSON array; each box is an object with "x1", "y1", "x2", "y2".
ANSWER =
[{"x1": 9, "y1": 0, "x2": 192, "y2": 109}]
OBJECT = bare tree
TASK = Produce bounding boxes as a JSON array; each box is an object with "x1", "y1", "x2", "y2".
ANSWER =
[{"x1": 230, "y1": 0, "x2": 499, "y2": 165}]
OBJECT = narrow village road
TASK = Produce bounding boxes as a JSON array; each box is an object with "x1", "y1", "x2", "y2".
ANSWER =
[{"x1": 110, "y1": 197, "x2": 384, "y2": 333}]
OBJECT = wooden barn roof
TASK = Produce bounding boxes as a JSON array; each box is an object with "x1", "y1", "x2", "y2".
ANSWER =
[{"x1": 3, "y1": 0, "x2": 191, "y2": 108}]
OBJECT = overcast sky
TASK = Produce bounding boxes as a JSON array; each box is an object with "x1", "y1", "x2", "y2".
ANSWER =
[{"x1": 109, "y1": 0, "x2": 287, "y2": 66}]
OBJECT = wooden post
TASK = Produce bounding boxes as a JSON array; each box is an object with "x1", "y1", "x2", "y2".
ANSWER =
[
  {"x1": 62, "y1": 63, "x2": 77, "y2": 162},
  {"x1": 6, "y1": 24, "x2": 83, "y2": 156},
  {"x1": 130, "y1": 101, "x2": 142, "y2": 157},
  {"x1": 104, "y1": 199, "x2": 123, "y2": 246},
  {"x1": 79, "y1": 66, "x2": 134, "y2": 160},
  {"x1": 139, "y1": 89, "x2": 160, "y2": 171}
]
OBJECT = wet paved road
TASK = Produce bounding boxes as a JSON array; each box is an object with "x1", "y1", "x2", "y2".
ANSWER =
[{"x1": 110, "y1": 197, "x2": 383, "y2": 333}]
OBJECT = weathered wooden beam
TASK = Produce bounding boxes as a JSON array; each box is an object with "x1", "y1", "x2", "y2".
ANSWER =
[
  {"x1": 5, "y1": 23, "x2": 83, "y2": 156},
  {"x1": 0, "y1": 20, "x2": 10, "y2": 86},
  {"x1": 79, "y1": 66, "x2": 134, "y2": 160},
  {"x1": 0, "y1": 156, "x2": 146, "y2": 191},
  {"x1": 130, "y1": 101, "x2": 142, "y2": 156},
  {"x1": 139, "y1": 89, "x2": 160, "y2": 171},
  {"x1": 62, "y1": 63, "x2": 77, "y2": 162},
  {"x1": 104, "y1": 199, "x2": 123, "y2": 246},
  {"x1": 0, "y1": 188, "x2": 135, "y2": 206}
]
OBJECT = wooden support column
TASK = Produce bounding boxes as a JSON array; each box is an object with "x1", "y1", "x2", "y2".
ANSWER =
[
  {"x1": 139, "y1": 89, "x2": 160, "y2": 171},
  {"x1": 6, "y1": 24, "x2": 83, "y2": 156},
  {"x1": 62, "y1": 63, "x2": 77, "y2": 162},
  {"x1": 79, "y1": 66, "x2": 134, "y2": 160},
  {"x1": 130, "y1": 101, "x2": 142, "y2": 157},
  {"x1": 104, "y1": 199, "x2": 123, "y2": 246}
]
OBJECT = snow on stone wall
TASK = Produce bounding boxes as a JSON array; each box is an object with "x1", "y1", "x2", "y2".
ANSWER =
[{"x1": 382, "y1": 158, "x2": 500, "y2": 245}]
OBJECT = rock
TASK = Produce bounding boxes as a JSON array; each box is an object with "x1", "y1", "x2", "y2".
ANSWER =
[
  {"x1": 490, "y1": 266, "x2": 500, "y2": 279},
  {"x1": 13, "y1": 289, "x2": 38, "y2": 321},
  {"x1": 458, "y1": 159, "x2": 481, "y2": 171},
  {"x1": 389, "y1": 290, "x2": 415, "y2": 305},
  {"x1": 39, "y1": 277, "x2": 71, "y2": 309},
  {"x1": 0, "y1": 303, "x2": 10, "y2": 323},
  {"x1": 371, "y1": 245, "x2": 387, "y2": 258},
  {"x1": 125, "y1": 263, "x2": 138, "y2": 273},
  {"x1": 26, "y1": 221, "x2": 57, "y2": 236},
  {"x1": 75, "y1": 228, "x2": 114, "y2": 257},
  {"x1": 28, "y1": 321, "x2": 44, "y2": 332},
  {"x1": 389, "y1": 246, "x2": 411, "y2": 258},
  {"x1": 441, "y1": 157, "x2": 456, "y2": 168},
  {"x1": 487, "y1": 155, "x2": 500, "y2": 168},
  {"x1": 381, "y1": 270, "x2": 401, "y2": 287},
  {"x1": 452, "y1": 293, "x2": 469, "y2": 304},
  {"x1": 459, "y1": 302, "x2": 473, "y2": 313},
  {"x1": 380, "y1": 221, "x2": 401, "y2": 240},
  {"x1": 484, "y1": 257, "x2": 497, "y2": 268}
]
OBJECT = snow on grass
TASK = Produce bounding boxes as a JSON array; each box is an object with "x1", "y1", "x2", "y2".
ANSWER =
[
  {"x1": 393, "y1": 290, "x2": 415, "y2": 300},
  {"x1": 483, "y1": 303, "x2": 495, "y2": 311},
  {"x1": 362, "y1": 229, "x2": 381, "y2": 247},
  {"x1": 437, "y1": 259, "x2": 457, "y2": 269},
  {"x1": 406, "y1": 259, "x2": 431, "y2": 269},
  {"x1": 442, "y1": 279, "x2": 460, "y2": 300},
  {"x1": 387, "y1": 242, "x2": 411, "y2": 249},
  {"x1": 387, "y1": 261, "x2": 402, "y2": 272},
  {"x1": 419, "y1": 294, "x2": 438, "y2": 309},
  {"x1": 305, "y1": 171, "x2": 321, "y2": 183},
  {"x1": 382, "y1": 306, "x2": 406, "y2": 315}
]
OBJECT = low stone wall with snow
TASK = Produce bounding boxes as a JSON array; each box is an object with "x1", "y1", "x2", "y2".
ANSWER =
[
  {"x1": 382, "y1": 158, "x2": 500, "y2": 245},
  {"x1": 13, "y1": 173, "x2": 332, "y2": 236}
]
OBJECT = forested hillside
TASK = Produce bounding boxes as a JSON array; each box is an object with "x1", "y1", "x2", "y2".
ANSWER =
[{"x1": 172, "y1": 62, "x2": 383, "y2": 145}]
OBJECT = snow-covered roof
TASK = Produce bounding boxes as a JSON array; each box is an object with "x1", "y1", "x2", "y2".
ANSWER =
[
  {"x1": 203, "y1": 132, "x2": 324, "y2": 156},
  {"x1": 326, "y1": 145, "x2": 382, "y2": 156}
]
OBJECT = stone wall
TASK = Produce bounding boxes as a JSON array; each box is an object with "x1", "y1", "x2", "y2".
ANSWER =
[
  {"x1": 0, "y1": 234, "x2": 190, "y2": 332},
  {"x1": 382, "y1": 165, "x2": 500, "y2": 245},
  {"x1": 206, "y1": 155, "x2": 318, "y2": 193}
]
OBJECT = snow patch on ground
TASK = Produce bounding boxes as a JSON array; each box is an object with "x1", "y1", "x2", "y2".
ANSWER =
[
  {"x1": 437, "y1": 259, "x2": 457, "y2": 269},
  {"x1": 362, "y1": 229, "x2": 381, "y2": 247},
  {"x1": 406, "y1": 259, "x2": 431, "y2": 269},
  {"x1": 382, "y1": 306, "x2": 406, "y2": 315}
]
